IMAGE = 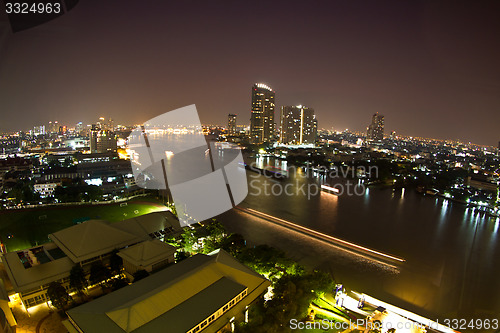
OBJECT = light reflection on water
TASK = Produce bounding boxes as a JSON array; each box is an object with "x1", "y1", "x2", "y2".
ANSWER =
[{"x1": 222, "y1": 156, "x2": 500, "y2": 320}]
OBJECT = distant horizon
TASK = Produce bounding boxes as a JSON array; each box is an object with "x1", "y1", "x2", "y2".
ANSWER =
[
  {"x1": 1, "y1": 1, "x2": 499, "y2": 146},
  {"x1": 1, "y1": 116, "x2": 497, "y2": 149},
  {"x1": 1, "y1": 100, "x2": 498, "y2": 147}
]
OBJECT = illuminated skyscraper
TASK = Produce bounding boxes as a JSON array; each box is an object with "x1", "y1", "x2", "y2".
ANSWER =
[
  {"x1": 90, "y1": 124, "x2": 117, "y2": 153},
  {"x1": 367, "y1": 113, "x2": 384, "y2": 143},
  {"x1": 280, "y1": 105, "x2": 317, "y2": 145},
  {"x1": 227, "y1": 114, "x2": 237, "y2": 135},
  {"x1": 47, "y1": 121, "x2": 59, "y2": 134},
  {"x1": 76, "y1": 122, "x2": 84, "y2": 135},
  {"x1": 250, "y1": 83, "x2": 275, "y2": 144},
  {"x1": 97, "y1": 117, "x2": 114, "y2": 131}
]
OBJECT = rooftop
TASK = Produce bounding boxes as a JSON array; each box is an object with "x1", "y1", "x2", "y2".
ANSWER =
[
  {"x1": 117, "y1": 239, "x2": 176, "y2": 268},
  {"x1": 67, "y1": 249, "x2": 270, "y2": 333},
  {"x1": 3, "y1": 246, "x2": 74, "y2": 293},
  {"x1": 49, "y1": 220, "x2": 144, "y2": 263}
]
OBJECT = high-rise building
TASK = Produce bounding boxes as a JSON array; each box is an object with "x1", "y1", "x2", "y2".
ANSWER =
[
  {"x1": 90, "y1": 124, "x2": 117, "y2": 153},
  {"x1": 33, "y1": 125, "x2": 45, "y2": 136},
  {"x1": 250, "y1": 83, "x2": 275, "y2": 144},
  {"x1": 96, "y1": 117, "x2": 114, "y2": 131},
  {"x1": 47, "y1": 121, "x2": 59, "y2": 134},
  {"x1": 366, "y1": 113, "x2": 384, "y2": 142},
  {"x1": 76, "y1": 122, "x2": 84, "y2": 135},
  {"x1": 280, "y1": 105, "x2": 317, "y2": 145},
  {"x1": 227, "y1": 114, "x2": 237, "y2": 135}
]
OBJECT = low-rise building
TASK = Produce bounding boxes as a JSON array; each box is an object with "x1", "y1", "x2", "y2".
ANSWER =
[
  {"x1": 2, "y1": 211, "x2": 181, "y2": 309},
  {"x1": 117, "y1": 239, "x2": 176, "y2": 278},
  {"x1": 64, "y1": 249, "x2": 271, "y2": 333},
  {"x1": 33, "y1": 182, "x2": 61, "y2": 198}
]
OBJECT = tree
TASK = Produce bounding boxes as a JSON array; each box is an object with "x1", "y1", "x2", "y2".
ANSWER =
[
  {"x1": 82, "y1": 185, "x2": 103, "y2": 202},
  {"x1": 47, "y1": 281, "x2": 72, "y2": 310},
  {"x1": 236, "y1": 245, "x2": 301, "y2": 280},
  {"x1": 132, "y1": 269, "x2": 150, "y2": 283},
  {"x1": 69, "y1": 265, "x2": 87, "y2": 297},
  {"x1": 205, "y1": 219, "x2": 225, "y2": 240},
  {"x1": 220, "y1": 233, "x2": 246, "y2": 256},
  {"x1": 109, "y1": 249, "x2": 123, "y2": 275},
  {"x1": 7, "y1": 182, "x2": 40, "y2": 204},
  {"x1": 111, "y1": 278, "x2": 129, "y2": 291},
  {"x1": 175, "y1": 250, "x2": 190, "y2": 263},
  {"x1": 180, "y1": 228, "x2": 197, "y2": 253},
  {"x1": 198, "y1": 219, "x2": 227, "y2": 253},
  {"x1": 89, "y1": 262, "x2": 111, "y2": 286},
  {"x1": 168, "y1": 203, "x2": 178, "y2": 217},
  {"x1": 306, "y1": 270, "x2": 335, "y2": 296}
]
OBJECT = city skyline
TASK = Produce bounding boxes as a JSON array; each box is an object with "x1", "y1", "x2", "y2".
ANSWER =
[
  {"x1": 0, "y1": 1, "x2": 499, "y2": 146},
  {"x1": 5, "y1": 111, "x2": 500, "y2": 149},
  {"x1": 0, "y1": 2, "x2": 499, "y2": 329}
]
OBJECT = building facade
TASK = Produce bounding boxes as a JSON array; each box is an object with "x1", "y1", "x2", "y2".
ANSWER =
[
  {"x1": 227, "y1": 114, "x2": 237, "y2": 135},
  {"x1": 280, "y1": 105, "x2": 317, "y2": 145},
  {"x1": 89, "y1": 125, "x2": 117, "y2": 153},
  {"x1": 367, "y1": 113, "x2": 384, "y2": 143},
  {"x1": 33, "y1": 182, "x2": 61, "y2": 198},
  {"x1": 250, "y1": 83, "x2": 275, "y2": 144}
]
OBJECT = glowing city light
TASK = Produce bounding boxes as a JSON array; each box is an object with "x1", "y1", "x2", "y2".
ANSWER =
[
  {"x1": 362, "y1": 294, "x2": 460, "y2": 333},
  {"x1": 255, "y1": 83, "x2": 273, "y2": 91}
]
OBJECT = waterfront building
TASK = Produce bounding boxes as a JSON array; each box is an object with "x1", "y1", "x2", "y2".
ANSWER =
[
  {"x1": 250, "y1": 83, "x2": 275, "y2": 144},
  {"x1": 280, "y1": 105, "x2": 317, "y2": 145}
]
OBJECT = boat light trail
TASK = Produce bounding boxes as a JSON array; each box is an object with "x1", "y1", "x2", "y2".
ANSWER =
[
  {"x1": 321, "y1": 184, "x2": 340, "y2": 193},
  {"x1": 245, "y1": 208, "x2": 405, "y2": 263}
]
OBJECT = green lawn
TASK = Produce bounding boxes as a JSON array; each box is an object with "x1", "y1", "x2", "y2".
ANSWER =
[{"x1": 0, "y1": 196, "x2": 168, "y2": 252}]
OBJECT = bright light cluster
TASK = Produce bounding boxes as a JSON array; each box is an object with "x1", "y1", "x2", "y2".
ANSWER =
[{"x1": 255, "y1": 83, "x2": 273, "y2": 91}]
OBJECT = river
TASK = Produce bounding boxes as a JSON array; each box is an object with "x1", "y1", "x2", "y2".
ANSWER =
[{"x1": 217, "y1": 156, "x2": 500, "y2": 324}]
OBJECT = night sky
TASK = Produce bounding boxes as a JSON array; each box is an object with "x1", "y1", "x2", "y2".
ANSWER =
[{"x1": 0, "y1": 1, "x2": 499, "y2": 145}]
